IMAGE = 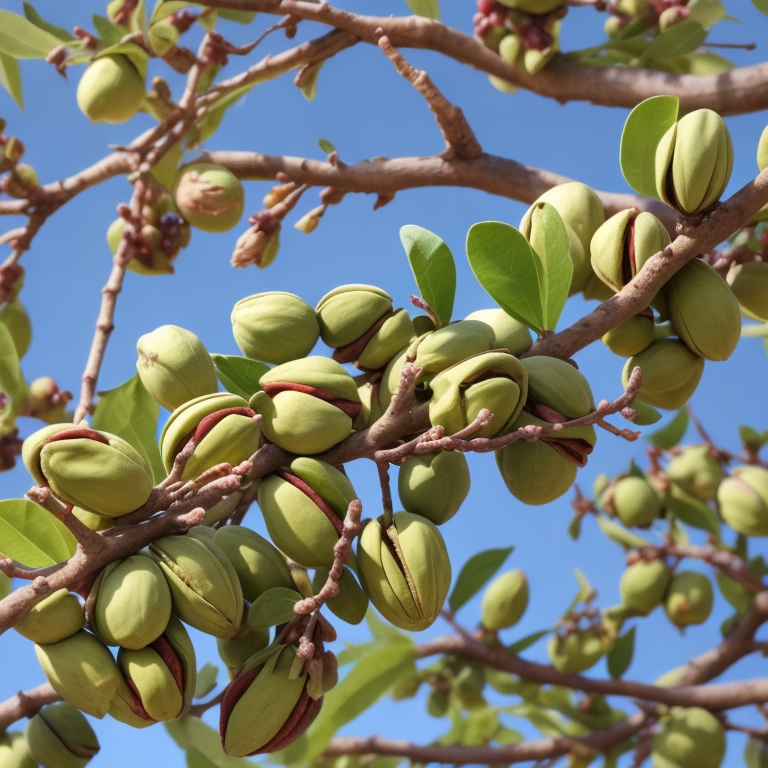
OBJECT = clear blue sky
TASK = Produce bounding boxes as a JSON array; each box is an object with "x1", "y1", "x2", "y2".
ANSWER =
[{"x1": 0, "y1": 1, "x2": 767, "y2": 766}]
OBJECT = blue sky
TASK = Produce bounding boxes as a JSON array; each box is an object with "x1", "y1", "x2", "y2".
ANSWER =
[{"x1": 1, "y1": 1, "x2": 767, "y2": 766}]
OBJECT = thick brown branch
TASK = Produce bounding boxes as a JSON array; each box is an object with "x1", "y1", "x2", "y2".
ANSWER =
[
  {"x1": 197, "y1": 0, "x2": 768, "y2": 116},
  {"x1": 0, "y1": 683, "x2": 60, "y2": 733}
]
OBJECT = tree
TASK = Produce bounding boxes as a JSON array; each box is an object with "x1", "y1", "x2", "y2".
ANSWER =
[{"x1": 0, "y1": 0, "x2": 767, "y2": 766}]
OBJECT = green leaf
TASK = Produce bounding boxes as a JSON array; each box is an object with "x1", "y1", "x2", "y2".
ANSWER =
[
  {"x1": 218, "y1": 10, "x2": 258, "y2": 23},
  {"x1": 503, "y1": 704, "x2": 573, "y2": 738},
  {"x1": 568, "y1": 515, "x2": 582, "y2": 541},
  {"x1": 150, "y1": 1, "x2": 193, "y2": 24},
  {"x1": 687, "y1": 0, "x2": 729, "y2": 28},
  {"x1": 646, "y1": 408, "x2": 688, "y2": 449},
  {"x1": 607, "y1": 626, "x2": 635, "y2": 679},
  {"x1": 247, "y1": 587, "x2": 302, "y2": 628},
  {"x1": 640, "y1": 20, "x2": 708, "y2": 65},
  {"x1": 466, "y1": 222, "x2": 544, "y2": 333},
  {"x1": 665, "y1": 482, "x2": 721, "y2": 537},
  {"x1": 166, "y1": 718, "x2": 253, "y2": 768},
  {"x1": 596, "y1": 516, "x2": 649, "y2": 549},
  {"x1": 745, "y1": 736, "x2": 768, "y2": 768},
  {"x1": 435, "y1": 708, "x2": 467, "y2": 746},
  {"x1": 507, "y1": 629, "x2": 550, "y2": 655},
  {"x1": 448, "y1": 546, "x2": 514, "y2": 613},
  {"x1": 318, "y1": 138, "x2": 336, "y2": 155},
  {"x1": 495, "y1": 725, "x2": 524, "y2": 745},
  {"x1": 92, "y1": 14, "x2": 124, "y2": 47},
  {"x1": 720, "y1": 610, "x2": 740, "y2": 638},
  {"x1": 22, "y1": 4, "x2": 72, "y2": 41},
  {"x1": 0, "y1": 571, "x2": 10, "y2": 600},
  {"x1": 92, "y1": 373, "x2": 165, "y2": 485},
  {"x1": 94, "y1": 41, "x2": 149, "y2": 79},
  {"x1": 750, "y1": 554, "x2": 768, "y2": 577},
  {"x1": 574, "y1": 569, "x2": 595, "y2": 604},
  {"x1": 405, "y1": 0, "x2": 440, "y2": 19},
  {"x1": 211, "y1": 354, "x2": 269, "y2": 400},
  {"x1": 400, "y1": 225, "x2": 456, "y2": 327},
  {"x1": 0, "y1": 499, "x2": 77, "y2": 567},
  {"x1": 620, "y1": 95, "x2": 679, "y2": 199},
  {"x1": 336, "y1": 640, "x2": 384, "y2": 667},
  {"x1": 463, "y1": 707, "x2": 499, "y2": 746},
  {"x1": 193, "y1": 662, "x2": 218, "y2": 700},
  {"x1": 186, "y1": 749, "x2": 219, "y2": 768},
  {"x1": 526, "y1": 203, "x2": 572, "y2": 331},
  {"x1": 739, "y1": 424, "x2": 767, "y2": 451},
  {"x1": 365, "y1": 608, "x2": 414, "y2": 645},
  {"x1": 752, "y1": 0, "x2": 768, "y2": 16},
  {"x1": 0, "y1": 51, "x2": 23, "y2": 110},
  {"x1": 300, "y1": 62, "x2": 323, "y2": 102},
  {"x1": 715, "y1": 572, "x2": 754, "y2": 615},
  {"x1": 305, "y1": 643, "x2": 416, "y2": 760},
  {"x1": 0, "y1": 322, "x2": 21, "y2": 403},
  {"x1": 148, "y1": 20, "x2": 180, "y2": 56},
  {"x1": 627, "y1": 458, "x2": 647, "y2": 479},
  {"x1": 0, "y1": 10, "x2": 64, "y2": 58}
]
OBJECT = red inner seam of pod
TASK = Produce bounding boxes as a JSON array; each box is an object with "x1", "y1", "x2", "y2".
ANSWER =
[
  {"x1": 260, "y1": 383, "x2": 362, "y2": 420},
  {"x1": 274, "y1": 470, "x2": 345, "y2": 536}
]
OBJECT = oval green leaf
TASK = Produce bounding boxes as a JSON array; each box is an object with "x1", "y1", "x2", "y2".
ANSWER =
[
  {"x1": 620, "y1": 95, "x2": 679, "y2": 199},
  {"x1": 607, "y1": 626, "x2": 635, "y2": 679},
  {"x1": 646, "y1": 407, "x2": 688, "y2": 449},
  {"x1": 449, "y1": 546, "x2": 513, "y2": 613},
  {"x1": 640, "y1": 20, "x2": 708, "y2": 64},
  {"x1": 0, "y1": 10, "x2": 64, "y2": 58},
  {"x1": 405, "y1": 0, "x2": 440, "y2": 19},
  {"x1": 0, "y1": 499, "x2": 77, "y2": 567},
  {"x1": 0, "y1": 571, "x2": 10, "y2": 600},
  {"x1": 400, "y1": 224, "x2": 456, "y2": 327},
  {"x1": 166, "y1": 717, "x2": 253, "y2": 768},
  {"x1": 596, "y1": 516, "x2": 648, "y2": 550},
  {"x1": 0, "y1": 51, "x2": 23, "y2": 110},
  {"x1": 247, "y1": 587, "x2": 302, "y2": 628},
  {"x1": 193, "y1": 662, "x2": 219, "y2": 700},
  {"x1": 211, "y1": 354, "x2": 269, "y2": 400}
]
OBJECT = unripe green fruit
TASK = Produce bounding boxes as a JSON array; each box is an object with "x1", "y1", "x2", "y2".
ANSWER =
[
  {"x1": 397, "y1": 451, "x2": 471, "y2": 525},
  {"x1": 547, "y1": 630, "x2": 606, "y2": 674},
  {"x1": 758, "y1": 125, "x2": 768, "y2": 172},
  {"x1": 615, "y1": 0, "x2": 648, "y2": 12},
  {"x1": 14, "y1": 589, "x2": 84, "y2": 644},
  {"x1": 72, "y1": 507, "x2": 113, "y2": 532},
  {"x1": 106, "y1": 217, "x2": 178, "y2": 276},
  {"x1": 601, "y1": 314, "x2": 654, "y2": 357},
  {"x1": 0, "y1": 732, "x2": 35, "y2": 768},
  {"x1": 23, "y1": 424, "x2": 153, "y2": 517},
  {"x1": 522, "y1": 356, "x2": 595, "y2": 419},
  {"x1": 212, "y1": 525, "x2": 295, "y2": 602},
  {"x1": 481, "y1": 570, "x2": 529, "y2": 630},
  {"x1": 217, "y1": 624, "x2": 270, "y2": 676},
  {"x1": 727, "y1": 261, "x2": 768, "y2": 322},
  {"x1": 745, "y1": 737, "x2": 768, "y2": 768},
  {"x1": 358, "y1": 511, "x2": 451, "y2": 632},
  {"x1": 427, "y1": 688, "x2": 450, "y2": 717},
  {"x1": 148, "y1": 533, "x2": 244, "y2": 639},
  {"x1": 312, "y1": 566, "x2": 369, "y2": 625},
  {"x1": 231, "y1": 292, "x2": 319, "y2": 364},
  {"x1": 89, "y1": 555, "x2": 172, "y2": 649},
  {"x1": 35, "y1": 630, "x2": 121, "y2": 718},
  {"x1": 622, "y1": 340, "x2": 704, "y2": 410},
  {"x1": 257, "y1": 458, "x2": 357, "y2": 569},
  {"x1": 26, "y1": 702, "x2": 100, "y2": 768},
  {"x1": 651, "y1": 706, "x2": 725, "y2": 768},
  {"x1": 612, "y1": 476, "x2": 662, "y2": 527},
  {"x1": 666, "y1": 445, "x2": 723, "y2": 502},
  {"x1": 136, "y1": 325, "x2": 218, "y2": 411},
  {"x1": 464, "y1": 309, "x2": 532, "y2": 356},
  {"x1": 619, "y1": 559, "x2": 670, "y2": 615},
  {"x1": 76, "y1": 55, "x2": 145, "y2": 124},
  {"x1": 666, "y1": 258, "x2": 741, "y2": 361},
  {"x1": 316, "y1": 284, "x2": 392, "y2": 348},
  {"x1": 414, "y1": 321, "x2": 496, "y2": 381},
  {"x1": 498, "y1": 34, "x2": 522, "y2": 66},
  {"x1": 655, "y1": 109, "x2": 733, "y2": 215},
  {"x1": 0, "y1": 300, "x2": 32, "y2": 359},
  {"x1": 717, "y1": 466, "x2": 768, "y2": 537},
  {"x1": 496, "y1": 0, "x2": 563, "y2": 13},
  {"x1": 664, "y1": 571, "x2": 714, "y2": 628},
  {"x1": 173, "y1": 163, "x2": 245, "y2": 233}
]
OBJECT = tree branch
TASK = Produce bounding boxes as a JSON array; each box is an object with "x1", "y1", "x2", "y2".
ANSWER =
[{"x1": 0, "y1": 683, "x2": 60, "y2": 733}]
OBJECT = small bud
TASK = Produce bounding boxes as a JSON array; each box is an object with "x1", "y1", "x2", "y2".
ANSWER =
[{"x1": 481, "y1": 570, "x2": 529, "y2": 630}]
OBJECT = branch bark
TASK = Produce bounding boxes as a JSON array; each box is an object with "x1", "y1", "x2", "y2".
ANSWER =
[{"x1": 0, "y1": 683, "x2": 60, "y2": 733}]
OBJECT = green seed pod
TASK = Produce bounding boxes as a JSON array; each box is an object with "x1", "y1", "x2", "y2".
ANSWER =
[
  {"x1": 717, "y1": 466, "x2": 768, "y2": 537},
  {"x1": 601, "y1": 313, "x2": 655, "y2": 357},
  {"x1": 427, "y1": 688, "x2": 450, "y2": 718},
  {"x1": 414, "y1": 321, "x2": 495, "y2": 380},
  {"x1": 429, "y1": 351, "x2": 528, "y2": 438},
  {"x1": 0, "y1": 300, "x2": 32, "y2": 359},
  {"x1": 453, "y1": 663, "x2": 486, "y2": 710},
  {"x1": 619, "y1": 559, "x2": 671, "y2": 615},
  {"x1": 35, "y1": 630, "x2": 121, "y2": 718},
  {"x1": 464, "y1": 309, "x2": 532, "y2": 356},
  {"x1": 622, "y1": 340, "x2": 704, "y2": 410},
  {"x1": 173, "y1": 163, "x2": 245, "y2": 233},
  {"x1": 111, "y1": 616, "x2": 196, "y2": 725},
  {"x1": 88, "y1": 555, "x2": 172, "y2": 649},
  {"x1": 136, "y1": 325, "x2": 218, "y2": 411},
  {"x1": 231, "y1": 292, "x2": 319, "y2": 364},
  {"x1": 14, "y1": 589, "x2": 84, "y2": 644},
  {"x1": 522, "y1": 356, "x2": 594, "y2": 419},
  {"x1": 22, "y1": 424, "x2": 153, "y2": 517},
  {"x1": 219, "y1": 644, "x2": 323, "y2": 756},
  {"x1": 651, "y1": 706, "x2": 726, "y2": 768},
  {"x1": 148, "y1": 534, "x2": 244, "y2": 639},
  {"x1": 251, "y1": 357, "x2": 361, "y2": 454},
  {"x1": 667, "y1": 445, "x2": 723, "y2": 502},
  {"x1": 655, "y1": 109, "x2": 733, "y2": 215},
  {"x1": 257, "y1": 457, "x2": 357, "y2": 569},
  {"x1": 664, "y1": 571, "x2": 714, "y2": 628},
  {"x1": 217, "y1": 624, "x2": 270, "y2": 678},
  {"x1": 590, "y1": 209, "x2": 671, "y2": 294},
  {"x1": 665, "y1": 258, "x2": 741, "y2": 361},
  {"x1": 315, "y1": 284, "x2": 393, "y2": 347},
  {"x1": 160, "y1": 392, "x2": 260, "y2": 481},
  {"x1": 212, "y1": 525, "x2": 295, "y2": 602},
  {"x1": 376, "y1": 345, "x2": 413, "y2": 412},
  {"x1": 498, "y1": 33, "x2": 522, "y2": 66},
  {"x1": 481, "y1": 570, "x2": 529, "y2": 630},
  {"x1": 547, "y1": 630, "x2": 606, "y2": 674},
  {"x1": 523, "y1": 46, "x2": 556, "y2": 75},
  {"x1": 397, "y1": 451, "x2": 471, "y2": 525},
  {"x1": 312, "y1": 566, "x2": 369, "y2": 625},
  {"x1": 358, "y1": 511, "x2": 451, "y2": 632},
  {"x1": 496, "y1": 0, "x2": 563, "y2": 11},
  {"x1": 357, "y1": 310, "x2": 415, "y2": 371},
  {"x1": 612, "y1": 476, "x2": 662, "y2": 527},
  {"x1": 745, "y1": 737, "x2": 768, "y2": 768},
  {"x1": 76, "y1": 55, "x2": 145, "y2": 124},
  {"x1": 200, "y1": 492, "x2": 242, "y2": 527},
  {"x1": 72, "y1": 507, "x2": 114, "y2": 532},
  {"x1": 727, "y1": 261, "x2": 768, "y2": 322},
  {"x1": 0, "y1": 732, "x2": 35, "y2": 768},
  {"x1": 520, "y1": 182, "x2": 605, "y2": 295},
  {"x1": 353, "y1": 381, "x2": 383, "y2": 431},
  {"x1": 26, "y1": 702, "x2": 100, "y2": 768}
]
